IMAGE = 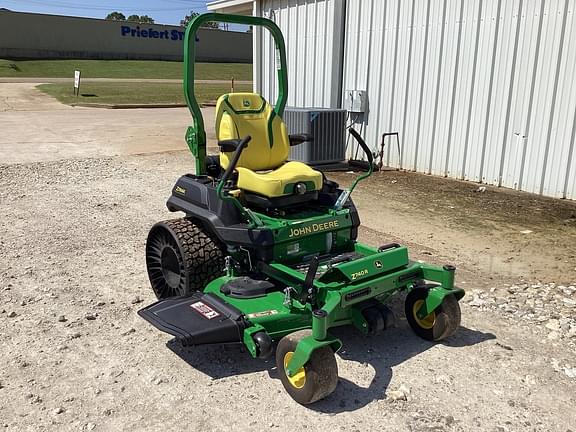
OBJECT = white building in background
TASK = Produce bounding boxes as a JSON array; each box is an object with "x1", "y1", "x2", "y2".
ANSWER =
[{"x1": 209, "y1": 0, "x2": 576, "y2": 201}]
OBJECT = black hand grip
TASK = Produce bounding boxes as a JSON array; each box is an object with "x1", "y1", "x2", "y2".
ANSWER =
[
  {"x1": 218, "y1": 138, "x2": 242, "y2": 152},
  {"x1": 378, "y1": 243, "x2": 401, "y2": 252},
  {"x1": 349, "y1": 128, "x2": 373, "y2": 167},
  {"x1": 220, "y1": 135, "x2": 251, "y2": 187},
  {"x1": 289, "y1": 133, "x2": 314, "y2": 146}
]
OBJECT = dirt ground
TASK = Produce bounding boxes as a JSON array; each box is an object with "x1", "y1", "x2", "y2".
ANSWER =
[
  {"x1": 332, "y1": 169, "x2": 576, "y2": 285},
  {"x1": 1, "y1": 85, "x2": 575, "y2": 431}
]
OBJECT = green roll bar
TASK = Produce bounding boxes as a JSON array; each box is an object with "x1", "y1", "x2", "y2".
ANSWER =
[{"x1": 183, "y1": 13, "x2": 289, "y2": 175}]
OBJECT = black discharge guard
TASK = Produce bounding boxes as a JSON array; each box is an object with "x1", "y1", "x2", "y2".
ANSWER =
[{"x1": 138, "y1": 292, "x2": 247, "y2": 347}]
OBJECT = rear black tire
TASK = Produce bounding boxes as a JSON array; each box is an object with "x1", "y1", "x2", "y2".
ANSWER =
[
  {"x1": 276, "y1": 330, "x2": 338, "y2": 405},
  {"x1": 145, "y1": 218, "x2": 225, "y2": 299},
  {"x1": 405, "y1": 288, "x2": 461, "y2": 341}
]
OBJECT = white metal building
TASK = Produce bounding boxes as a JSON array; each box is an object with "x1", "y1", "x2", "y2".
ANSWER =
[{"x1": 208, "y1": 0, "x2": 576, "y2": 201}]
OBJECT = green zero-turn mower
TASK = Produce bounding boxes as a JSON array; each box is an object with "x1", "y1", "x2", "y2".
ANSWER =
[{"x1": 139, "y1": 13, "x2": 464, "y2": 405}]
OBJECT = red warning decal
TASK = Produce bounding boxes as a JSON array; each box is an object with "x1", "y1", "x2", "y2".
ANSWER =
[{"x1": 190, "y1": 301, "x2": 220, "y2": 320}]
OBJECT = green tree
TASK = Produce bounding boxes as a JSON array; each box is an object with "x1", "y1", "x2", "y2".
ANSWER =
[
  {"x1": 127, "y1": 14, "x2": 155, "y2": 24},
  {"x1": 139, "y1": 15, "x2": 155, "y2": 24},
  {"x1": 180, "y1": 11, "x2": 219, "y2": 29},
  {"x1": 105, "y1": 11, "x2": 126, "y2": 21}
]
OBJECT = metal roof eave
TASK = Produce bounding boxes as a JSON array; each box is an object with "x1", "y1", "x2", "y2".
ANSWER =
[{"x1": 207, "y1": 0, "x2": 254, "y2": 15}]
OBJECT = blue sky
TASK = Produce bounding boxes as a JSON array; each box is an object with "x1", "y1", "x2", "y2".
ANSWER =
[{"x1": 0, "y1": 0, "x2": 209, "y2": 25}]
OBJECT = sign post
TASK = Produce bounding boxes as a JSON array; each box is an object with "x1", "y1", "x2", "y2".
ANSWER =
[{"x1": 73, "y1": 70, "x2": 81, "y2": 97}]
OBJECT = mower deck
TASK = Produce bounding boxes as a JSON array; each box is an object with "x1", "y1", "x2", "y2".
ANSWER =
[{"x1": 140, "y1": 240, "x2": 463, "y2": 350}]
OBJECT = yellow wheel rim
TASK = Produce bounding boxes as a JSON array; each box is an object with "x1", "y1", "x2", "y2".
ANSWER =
[
  {"x1": 413, "y1": 300, "x2": 436, "y2": 330},
  {"x1": 284, "y1": 352, "x2": 306, "y2": 389}
]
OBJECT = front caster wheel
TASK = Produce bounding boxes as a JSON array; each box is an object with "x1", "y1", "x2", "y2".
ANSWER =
[
  {"x1": 276, "y1": 330, "x2": 338, "y2": 405},
  {"x1": 405, "y1": 288, "x2": 461, "y2": 341}
]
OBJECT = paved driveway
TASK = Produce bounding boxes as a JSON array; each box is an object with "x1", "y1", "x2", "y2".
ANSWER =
[{"x1": 0, "y1": 83, "x2": 216, "y2": 164}]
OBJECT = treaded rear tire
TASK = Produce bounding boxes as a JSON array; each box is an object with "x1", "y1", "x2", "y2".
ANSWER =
[{"x1": 146, "y1": 218, "x2": 225, "y2": 299}]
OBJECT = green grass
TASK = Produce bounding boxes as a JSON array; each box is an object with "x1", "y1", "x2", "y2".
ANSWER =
[
  {"x1": 37, "y1": 82, "x2": 252, "y2": 105},
  {"x1": 0, "y1": 59, "x2": 252, "y2": 80}
]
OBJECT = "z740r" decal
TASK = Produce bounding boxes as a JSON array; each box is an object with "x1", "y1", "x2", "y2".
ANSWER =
[{"x1": 351, "y1": 269, "x2": 368, "y2": 280}]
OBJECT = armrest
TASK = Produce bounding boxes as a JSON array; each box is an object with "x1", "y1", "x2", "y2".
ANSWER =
[
  {"x1": 289, "y1": 134, "x2": 314, "y2": 146},
  {"x1": 218, "y1": 138, "x2": 243, "y2": 152}
]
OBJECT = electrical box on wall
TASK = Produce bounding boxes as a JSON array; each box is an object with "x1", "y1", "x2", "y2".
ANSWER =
[{"x1": 344, "y1": 90, "x2": 367, "y2": 113}]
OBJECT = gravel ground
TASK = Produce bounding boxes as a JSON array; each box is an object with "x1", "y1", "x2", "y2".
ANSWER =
[
  {"x1": 467, "y1": 283, "x2": 576, "y2": 349},
  {"x1": 1, "y1": 153, "x2": 575, "y2": 432}
]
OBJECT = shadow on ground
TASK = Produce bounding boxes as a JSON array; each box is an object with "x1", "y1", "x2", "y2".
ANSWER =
[
  {"x1": 310, "y1": 324, "x2": 494, "y2": 413},
  {"x1": 167, "y1": 312, "x2": 495, "y2": 413}
]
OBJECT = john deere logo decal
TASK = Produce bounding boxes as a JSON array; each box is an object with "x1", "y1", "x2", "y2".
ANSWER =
[
  {"x1": 374, "y1": 260, "x2": 383, "y2": 269},
  {"x1": 288, "y1": 220, "x2": 340, "y2": 238},
  {"x1": 243, "y1": 99, "x2": 251, "y2": 107}
]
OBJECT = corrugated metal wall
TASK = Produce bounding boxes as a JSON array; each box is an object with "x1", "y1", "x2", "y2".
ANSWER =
[
  {"x1": 343, "y1": 0, "x2": 576, "y2": 199},
  {"x1": 255, "y1": 0, "x2": 576, "y2": 199},
  {"x1": 256, "y1": 0, "x2": 345, "y2": 108}
]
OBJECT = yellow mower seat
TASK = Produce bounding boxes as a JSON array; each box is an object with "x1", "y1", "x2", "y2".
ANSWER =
[
  {"x1": 236, "y1": 163, "x2": 321, "y2": 198},
  {"x1": 215, "y1": 93, "x2": 322, "y2": 198}
]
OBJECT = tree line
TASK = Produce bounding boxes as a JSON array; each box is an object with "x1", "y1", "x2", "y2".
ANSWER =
[{"x1": 105, "y1": 11, "x2": 219, "y2": 28}]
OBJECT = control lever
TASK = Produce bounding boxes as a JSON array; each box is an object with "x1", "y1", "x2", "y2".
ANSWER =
[
  {"x1": 300, "y1": 255, "x2": 320, "y2": 305},
  {"x1": 335, "y1": 128, "x2": 374, "y2": 210}
]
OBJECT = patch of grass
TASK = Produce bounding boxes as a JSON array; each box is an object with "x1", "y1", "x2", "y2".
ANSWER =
[
  {"x1": 0, "y1": 59, "x2": 252, "y2": 80},
  {"x1": 37, "y1": 82, "x2": 253, "y2": 105}
]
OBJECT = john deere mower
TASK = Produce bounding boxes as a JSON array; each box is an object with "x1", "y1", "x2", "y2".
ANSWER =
[{"x1": 139, "y1": 13, "x2": 464, "y2": 405}]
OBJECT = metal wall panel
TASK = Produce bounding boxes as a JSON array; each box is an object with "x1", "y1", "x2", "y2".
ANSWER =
[
  {"x1": 256, "y1": 0, "x2": 345, "y2": 108},
  {"x1": 342, "y1": 0, "x2": 576, "y2": 200}
]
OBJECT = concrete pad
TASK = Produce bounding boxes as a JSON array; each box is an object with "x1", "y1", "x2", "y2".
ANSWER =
[
  {"x1": 0, "y1": 83, "x2": 218, "y2": 164},
  {"x1": 0, "y1": 82, "x2": 70, "y2": 111}
]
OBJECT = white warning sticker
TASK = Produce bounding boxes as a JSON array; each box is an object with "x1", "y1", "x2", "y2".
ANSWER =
[
  {"x1": 246, "y1": 310, "x2": 279, "y2": 319},
  {"x1": 190, "y1": 301, "x2": 220, "y2": 320}
]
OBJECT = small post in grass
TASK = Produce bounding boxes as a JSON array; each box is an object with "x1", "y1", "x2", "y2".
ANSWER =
[
  {"x1": 231, "y1": 76, "x2": 234, "y2": 93},
  {"x1": 73, "y1": 70, "x2": 81, "y2": 98}
]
